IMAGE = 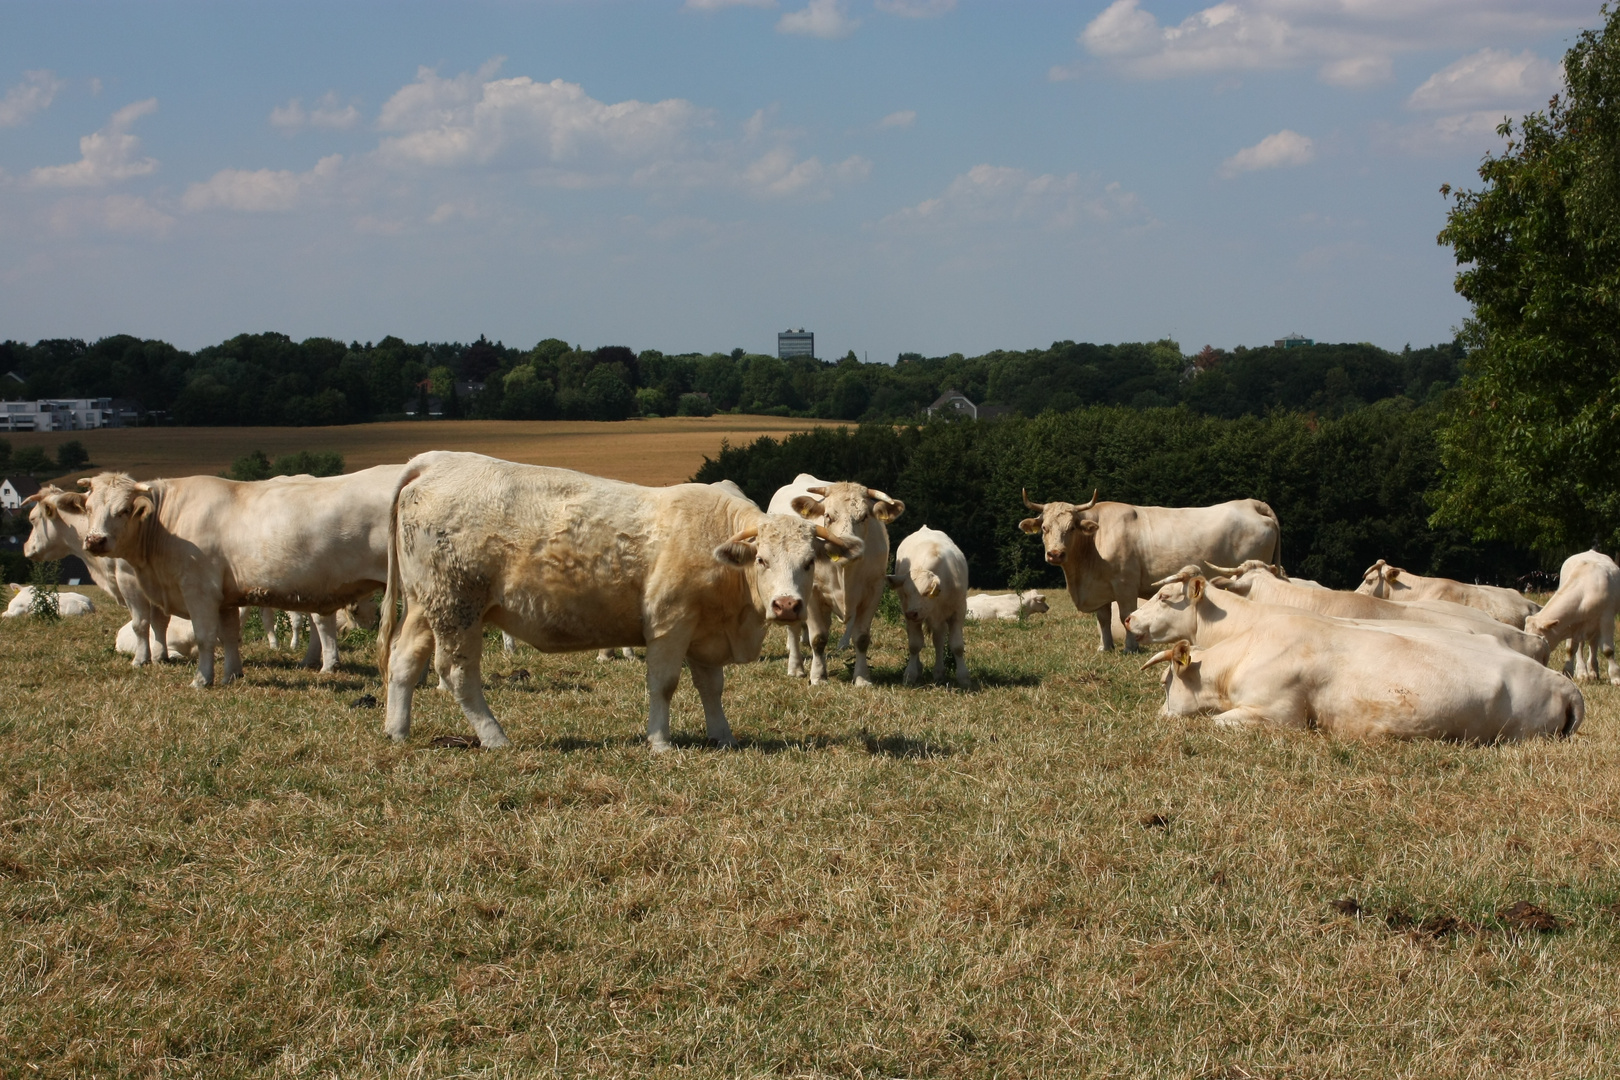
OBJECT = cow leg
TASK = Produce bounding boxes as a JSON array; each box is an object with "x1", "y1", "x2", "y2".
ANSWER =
[
  {"x1": 807, "y1": 601, "x2": 833, "y2": 685},
  {"x1": 1094, "y1": 607, "x2": 1116, "y2": 652},
  {"x1": 785, "y1": 622, "x2": 807, "y2": 678},
  {"x1": 258, "y1": 607, "x2": 276, "y2": 648},
  {"x1": 688, "y1": 661, "x2": 736, "y2": 748},
  {"x1": 314, "y1": 613, "x2": 340, "y2": 673},
  {"x1": 848, "y1": 594, "x2": 877, "y2": 687},
  {"x1": 503, "y1": 632, "x2": 517, "y2": 655},
  {"x1": 384, "y1": 608, "x2": 435, "y2": 741},
  {"x1": 1603, "y1": 617, "x2": 1620, "y2": 685},
  {"x1": 432, "y1": 622, "x2": 510, "y2": 748},
  {"x1": 949, "y1": 616, "x2": 969, "y2": 688},
  {"x1": 902, "y1": 619, "x2": 924, "y2": 686},
  {"x1": 150, "y1": 612, "x2": 173, "y2": 661},
  {"x1": 220, "y1": 606, "x2": 244, "y2": 683},
  {"x1": 643, "y1": 631, "x2": 693, "y2": 752},
  {"x1": 1210, "y1": 706, "x2": 1273, "y2": 730},
  {"x1": 931, "y1": 621, "x2": 948, "y2": 684},
  {"x1": 126, "y1": 596, "x2": 154, "y2": 668},
  {"x1": 189, "y1": 605, "x2": 222, "y2": 688}
]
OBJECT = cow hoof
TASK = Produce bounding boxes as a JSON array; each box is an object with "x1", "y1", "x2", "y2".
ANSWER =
[
  {"x1": 479, "y1": 732, "x2": 512, "y2": 750},
  {"x1": 786, "y1": 666, "x2": 805, "y2": 678},
  {"x1": 710, "y1": 737, "x2": 738, "y2": 750},
  {"x1": 853, "y1": 676, "x2": 873, "y2": 688},
  {"x1": 191, "y1": 676, "x2": 211, "y2": 689},
  {"x1": 648, "y1": 738, "x2": 674, "y2": 754}
]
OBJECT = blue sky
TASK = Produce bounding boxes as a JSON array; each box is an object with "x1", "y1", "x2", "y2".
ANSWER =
[{"x1": 0, "y1": 0, "x2": 1599, "y2": 361}]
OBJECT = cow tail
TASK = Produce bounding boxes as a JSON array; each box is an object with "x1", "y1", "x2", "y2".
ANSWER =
[
  {"x1": 1563, "y1": 684, "x2": 1585, "y2": 738},
  {"x1": 1258, "y1": 499, "x2": 1282, "y2": 566},
  {"x1": 378, "y1": 459, "x2": 423, "y2": 683}
]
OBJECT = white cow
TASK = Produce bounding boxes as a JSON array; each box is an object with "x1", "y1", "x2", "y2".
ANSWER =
[
  {"x1": 1525, "y1": 550, "x2": 1620, "y2": 683},
  {"x1": 1211, "y1": 560, "x2": 1550, "y2": 663},
  {"x1": 23, "y1": 485, "x2": 176, "y2": 664},
  {"x1": 379, "y1": 452, "x2": 860, "y2": 750},
  {"x1": 965, "y1": 589, "x2": 1050, "y2": 621},
  {"x1": 767, "y1": 474, "x2": 904, "y2": 685},
  {"x1": 887, "y1": 525, "x2": 970, "y2": 688},
  {"x1": 3, "y1": 584, "x2": 94, "y2": 618},
  {"x1": 117, "y1": 617, "x2": 197, "y2": 660},
  {"x1": 1019, "y1": 490, "x2": 1281, "y2": 652},
  {"x1": 1356, "y1": 560, "x2": 1540, "y2": 629},
  {"x1": 78, "y1": 465, "x2": 402, "y2": 687},
  {"x1": 1133, "y1": 573, "x2": 1583, "y2": 742}
]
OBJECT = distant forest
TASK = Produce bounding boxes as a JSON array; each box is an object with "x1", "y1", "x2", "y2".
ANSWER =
[{"x1": 0, "y1": 333, "x2": 1464, "y2": 427}]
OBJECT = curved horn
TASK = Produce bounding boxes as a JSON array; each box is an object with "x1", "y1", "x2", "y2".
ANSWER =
[
  {"x1": 20, "y1": 492, "x2": 44, "y2": 506},
  {"x1": 1148, "y1": 569, "x2": 1196, "y2": 589},
  {"x1": 1076, "y1": 488, "x2": 1099, "y2": 511},
  {"x1": 805, "y1": 486, "x2": 829, "y2": 497},
  {"x1": 1361, "y1": 559, "x2": 1387, "y2": 577},
  {"x1": 1021, "y1": 488, "x2": 1046, "y2": 512},
  {"x1": 76, "y1": 477, "x2": 93, "y2": 490},
  {"x1": 812, "y1": 524, "x2": 843, "y2": 547},
  {"x1": 865, "y1": 487, "x2": 895, "y2": 504},
  {"x1": 1206, "y1": 562, "x2": 1246, "y2": 575},
  {"x1": 727, "y1": 527, "x2": 759, "y2": 544},
  {"x1": 1140, "y1": 645, "x2": 1181, "y2": 671}
]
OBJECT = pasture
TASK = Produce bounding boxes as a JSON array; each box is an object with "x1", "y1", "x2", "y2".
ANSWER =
[
  {"x1": 8, "y1": 417, "x2": 845, "y2": 487},
  {"x1": 4, "y1": 591, "x2": 1620, "y2": 1078}
]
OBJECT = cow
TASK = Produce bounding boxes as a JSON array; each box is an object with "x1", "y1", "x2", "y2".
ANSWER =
[
  {"x1": 886, "y1": 525, "x2": 970, "y2": 687},
  {"x1": 378, "y1": 452, "x2": 860, "y2": 750},
  {"x1": 1018, "y1": 489, "x2": 1282, "y2": 652},
  {"x1": 767, "y1": 474, "x2": 904, "y2": 686},
  {"x1": 117, "y1": 617, "x2": 197, "y2": 660},
  {"x1": 3, "y1": 584, "x2": 94, "y2": 618},
  {"x1": 1524, "y1": 550, "x2": 1620, "y2": 683},
  {"x1": 22, "y1": 486, "x2": 175, "y2": 664},
  {"x1": 1143, "y1": 635, "x2": 1581, "y2": 743},
  {"x1": 77, "y1": 465, "x2": 402, "y2": 687},
  {"x1": 965, "y1": 589, "x2": 1050, "y2": 621},
  {"x1": 1355, "y1": 560, "x2": 1540, "y2": 629},
  {"x1": 1209, "y1": 560, "x2": 1550, "y2": 663}
]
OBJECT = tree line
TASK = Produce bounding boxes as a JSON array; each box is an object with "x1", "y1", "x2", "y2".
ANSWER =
[{"x1": 0, "y1": 332, "x2": 1462, "y2": 427}]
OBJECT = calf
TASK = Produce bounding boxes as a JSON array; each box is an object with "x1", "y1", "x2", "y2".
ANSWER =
[
  {"x1": 965, "y1": 589, "x2": 1050, "y2": 621},
  {"x1": 887, "y1": 526, "x2": 970, "y2": 687},
  {"x1": 3, "y1": 585, "x2": 94, "y2": 618},
  {"x1": 1525, "y1": 550, "x2": 1620, "y2": 683},
  {"x1": 1356, "y1": 560, "x2": 1540, "y2": 628}
]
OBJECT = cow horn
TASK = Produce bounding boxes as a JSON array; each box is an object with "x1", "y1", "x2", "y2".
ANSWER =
[
  {"x1": 1206, "y1": 562, "x2": 1245, "y2": 575},
  {"x1": 727, "y1": 527, "x2": 759, "y2": 544},
  {"x1": 1149, "y1": 570, "x2": 1195, "y2": 589},
  {"x1": 1076, "y1": 489, "x2": 1099, "y2": 511},
  {"x1": 812, "y1": 524, "x2": 843, "y2": 548},
  {"x1": 20, "y1": 492, "x2": 44, "y2": 506},
  {"x1": 805, "y1": 486, "x2": 829, "y2": 497},
  {"x1": 1140, "y1": 645, "x2": 1181, "y2": 671},
  {"x1": 1362, "y1": 559, "x2": 1387, "y2": 577},
  {"x1": 1021, "y1": 488, "x2": 1045, "y2": 512},
  {"x1": 866, "y1": 487, "x2": 895, "y2": 504},
  {"x1": 76, "y1": 478, "x2": 93, "y2": 490}
]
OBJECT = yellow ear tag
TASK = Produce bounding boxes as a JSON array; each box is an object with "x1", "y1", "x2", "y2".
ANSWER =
[{"x1": 829, "y1": 552, "x2": 843, "y2": 562}]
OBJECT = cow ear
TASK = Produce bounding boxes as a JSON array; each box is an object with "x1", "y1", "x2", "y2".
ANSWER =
[
  {"x1": 8, "y1": 583, "x2": 18, "y2": 593},
  {"x1": 132, "y1": 495, "x2": 155, "y2": 521},
  {"x1": 790, "y1": 495, "x2": 824, "y2": 519},
  {"x1": 1077, "y1": 519, "x2": 1101, "y2": 536},
  {"x1": 1384, "y1": 567, "x2": 1400, "y2": 582},
  {"x1": 873, "y1": 498, "x2": 904, "y2": 523},
  {"x1": 1018, "y1": 517, "x2": 1041, "y2": 534},
  {"x1": 915, "y1": 570, "x2": 941, "y2": 598},
  {"x1": 1189, "y1": 576, "x2": 1206, "y2": 601},
  {"x1": 713, "y1": 541, "x2": 756, "y2": 568},
  {"x1": 58, "y1": 493, "x2": 85, "y2": 514},
  {"x1": 1173, "y1": 640, "x2": 1193, "y2": 670},
  {"x1": 886, "y1": 573, "x2": 905, "y2": 589}
]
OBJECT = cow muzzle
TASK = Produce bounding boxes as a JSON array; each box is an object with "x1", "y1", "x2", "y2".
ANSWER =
[
  {"x1": 84, "y1": 533, "x2": 111, "y2": 555},
  {"x1": 1045, "y1": 547, "x2": 1066, "y2": 565},
  {"x1": 770, "y1": 596, "x2": 803, "y2": 622}
]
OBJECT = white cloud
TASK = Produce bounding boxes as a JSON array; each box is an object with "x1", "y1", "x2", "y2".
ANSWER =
[
  {"x1": 685, "y1": 0, "x2": 774, "y2": 8},
  {"x1": 878, "y1": 109, "x2": 916, "y2": 129},
  {"x1": 1381, "y1": 110, "x2": 1516, "y2": 155},
  {"x1": 29, "y1": 99, "x2": 159, "y2": 188},
  {"x1": 1408, "y1": 48, "x2": 1563, "y2": 111},
  {"x1": 876, "y1": 0, "x2": 955, "y2": 16},
  {"x1": 0, "y1": 70, "x2": 64, "y2": 128},
  {"x1": 270, "y1": 92, "x2": 362, "y2": 134},
  {"x1": 743, "y1": 147, "x2": 870, "y2": 198},
  {"x1": 182, "y1": 154, "x2": 342, "y2": 212},
  {"x1": 47, "y1": 194, "x2": 174, "y2": 237},
  {"x1": 375, "y1": 64, "x2": 703, "y2": 171},
  {"x1": 1219, "y1": 129, "x2": 1314, "y2": 178},
  {"x1": 1078, "y1": 0, "x2": 1590, "y2": 86},
  {"x1": 882, "y1": 164, "x2": 1145, "y2": 232},
  {"x1": 778, "y1": 0, "x2": 859, "y2": 39}
]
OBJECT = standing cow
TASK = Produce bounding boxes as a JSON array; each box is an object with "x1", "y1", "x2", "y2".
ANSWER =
[
  {"x1": 887, "y1": 525, "x2": 971, "y2": 687},
  {"x1": 767, "y1": 474, "x2": 904, "y2": 685},
  {"x1": 1018, "y1": 490, "x2": 1282, "y2": 652},
  {"x1": 1356, "y1": 560, "x2": 1540, "y2": 629},
  {"x1": 1525, "y1": 550, "x2": 1620, "y2": 683},
  {"x1": 379, "y1": 452, "x2": 860, "y2": 750}
]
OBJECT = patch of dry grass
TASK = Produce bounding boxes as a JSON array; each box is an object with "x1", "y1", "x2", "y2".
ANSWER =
[
  {"x1": 3, "y1": 592, "x2": 1619, "y2": 1077},
  {"x1": 12, "y1": 417, "x2": 845, "y2": 487}
]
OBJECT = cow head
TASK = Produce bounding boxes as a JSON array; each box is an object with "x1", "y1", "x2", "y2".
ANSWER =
[
  {"x1": 886, "y1": 567, "x2": 942, "y2": 623},
  {"x1": 714, "y1": 515, "x2": 861, "y2": 622},
  {"x1": 1356, "y1": 559, "x2": 1403, "y2": 598},
  {"x1": 1019, "y1": 589, "x2": 1050, "y2": 614},
  {"x1": 1123, "y1": 567, "x2": 1206, "y2": 644},
  {"x1": 1018, "y1": 489, "x2": 1099, "y2": 566},
  {"x1": 1140, "y1": 639, "x2": 1203, "y2": 716},
  {"x1": 1523, "y1": 611, "x2": 1559, "y2": 642},
  {"x1": 1206, "y1": 560, "x2": 1283, "y2": 598},
  {"x1": 789, "y1": 482, "x2": 904, "y2": 557},
  {"x1": 78, "y1": 472, "x2": 155, "y2": 558},
  {"x1": 22, "y1": 486, "x2": 86, "y2": 561}
]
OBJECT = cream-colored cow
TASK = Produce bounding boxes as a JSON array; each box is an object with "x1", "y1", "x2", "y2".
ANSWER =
[
  {"x1": 887, "y1": 525, "x2": 970, "y2": 688},
  {"x1": 1356, "y1": 560, "x2": 1540, "y2": 628},
  {"x1": 3, "y1": 584, "x2": 94, "y2": 618},
  {"x1": 379, "y1": 452, "x2": 859, "y2": 751},
  {"x1": 965, "y1": 589, "x2": 1050, "y2": 621},
  {"x1": 1525, "y1": 550, "x2": 1620, "y2": 683}
]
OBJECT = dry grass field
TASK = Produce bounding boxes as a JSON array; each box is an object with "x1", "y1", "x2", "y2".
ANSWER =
[
  {"x1": 4, "y1": 591, "x2": 1620, "y2": 1078},
  {"x1": 7, "y1": 417, "x2": 845, "y2": 487}
]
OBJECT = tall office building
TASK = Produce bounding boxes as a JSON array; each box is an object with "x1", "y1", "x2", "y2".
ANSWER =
[{"x1": 778, "y1": 329, "x2": 814, "y2": 359}]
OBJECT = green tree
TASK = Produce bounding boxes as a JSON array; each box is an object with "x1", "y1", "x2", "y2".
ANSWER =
[
  {"x1": 55, "y1": 440, "x2": 90, "y2": 473},
  {"x1": 228, "y1": 450, "x2": 273, "y2": 481},
  {"x1": 12, "y1": 447, "x2": 53, "y2": 476},
  {"x1": 1432, "y1": 5, "x2": 1620, "y2": 553}
]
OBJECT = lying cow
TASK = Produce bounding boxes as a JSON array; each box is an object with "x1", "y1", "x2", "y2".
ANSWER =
[
  {"x1": 1144, "y1": 635, "x2": 1581, "y2": 743},
  {"x1": 1356, "y1": 560, "x2": 1539, "y2": 629},
  {"x1": 3, "y1": 584, "x2": 94, "y2": 618},
  {"x1": 768, "y1": 474, "x2": 904, "y2": 685},
  {"x1": 1525, "y1": 550, "x2": 1620, "y2": 683},
  {"x1": 379, "y1": 452, "x2": 859, "y2": 750},
  {"x1": 965, "y1": 589, "x2": 1050, "y2": 621},
  {"x1": 23, "y1": 485, "x2": 177, "y2": 664},
  {"x1": 887, "y1": 525, "x2": 970, "y2": 687},
  {"x1": 1019, "y1": 489, "x2": 1281, "y2": 652},
  {"x1": 79, "y1": 465, "x2": 401, "y2": 687},
  {"x1": 1211, "y1": 560, "x2": 1550, "y2": 663}
]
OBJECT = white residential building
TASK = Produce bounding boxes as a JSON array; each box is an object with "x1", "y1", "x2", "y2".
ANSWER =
[{"x1": 0, "y1": 399, "x2": 125, "y2": 432}]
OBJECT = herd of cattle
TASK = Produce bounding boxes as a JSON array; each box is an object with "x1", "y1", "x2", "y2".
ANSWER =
[{"x1": 10, "y1": 451, "x2": 1618, "y2": 749}]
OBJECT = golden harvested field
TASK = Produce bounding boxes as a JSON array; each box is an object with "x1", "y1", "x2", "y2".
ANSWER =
[
  {"x1": 4, "y1": 591, "x2": 1620, "y2": 1077},
  {"x1": 8, "y1": 417, "x2": 845, "y2": 486}
]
